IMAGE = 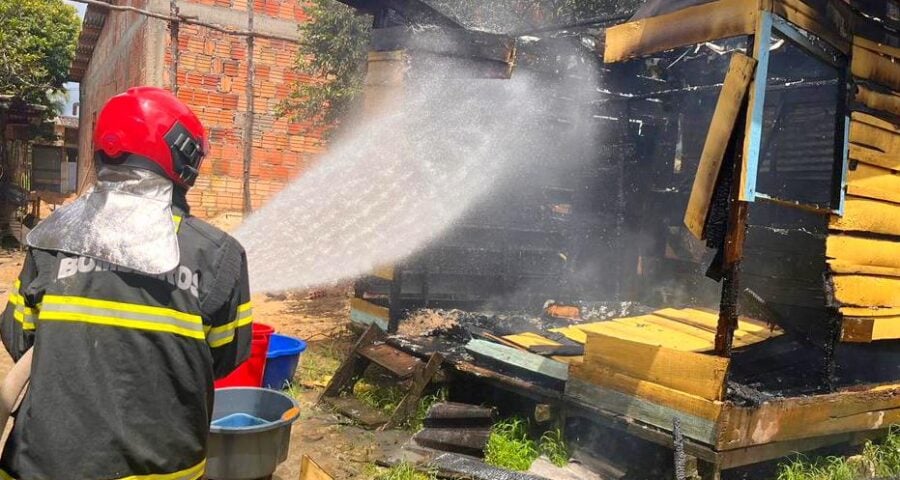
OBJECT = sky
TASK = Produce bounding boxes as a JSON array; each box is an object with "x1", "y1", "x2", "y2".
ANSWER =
[{"x1": 63, "y1": 0, "x2": 86, "y2": 116}]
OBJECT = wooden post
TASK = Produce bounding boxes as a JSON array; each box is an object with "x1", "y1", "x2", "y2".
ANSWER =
[
  {"x1": 715, "y1": 14, "x2": 772, "y2": 357},
  {"x1": 169, "y1": 0, "x2": 179, "y2": 94},
  {"x1": 241, "y1": 2, "x2": 255, "y2": 215},
  {"x1": 684, "y1": 53, "x2": 756, "y2": 240},
  {"x1": 387, "y1": 266, "x2": 403, "y2": 333}
]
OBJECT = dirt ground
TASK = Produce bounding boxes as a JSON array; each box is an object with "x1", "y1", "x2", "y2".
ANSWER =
[{"x1": 0, "y1": 250, "x2": 409, "y2": 480}]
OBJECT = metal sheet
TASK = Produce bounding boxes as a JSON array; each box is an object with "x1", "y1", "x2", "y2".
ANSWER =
[{"x1": 27, "y1": 166, "x2": 180, "y2": 274}]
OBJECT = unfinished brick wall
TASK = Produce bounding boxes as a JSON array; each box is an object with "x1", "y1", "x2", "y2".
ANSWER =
[
  {"x1": 77, "y1": 0, "x2": 325, "y2": 219},
  {"x1": 169, "y1": 0, "x2": 325, "y2": 219},
  {"x1": 77, "y1": 0, "x2": 156, "y2": 192}
]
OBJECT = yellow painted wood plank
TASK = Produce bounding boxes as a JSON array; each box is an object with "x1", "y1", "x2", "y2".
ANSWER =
[
  {"x1": 718, "y1": 383, "x2": 900, "y2": 449},
  {"x1": 833, "y1": 274, "x2": 900, "y2": 307},
  {"x1": 349, "y1": 297, "x2": 389, "y2": 320},
  {"x1": 550, "y1": 325, "x2": 588, "y2": 344},
  {"x1": 616, "y1": 312, "x2": 764, "y2": 348},
  {"x1": 552, "y1": 307, "x2": 782, "y2": 352},
  {"x1": 685, "y1": 52, "x2": 757, "y2": 239},
  {"x1": 502, "y1": 332, "x2": 580, "y2": 363},
  {"x1": 636, "y1": 314, "x2": 721, "y2": 343},
  {"x1": 830, "y1": 196, "x2": 900, "y2": 236},
  {"x1": 829, "y1": 261, "x2": 900, "y2": 278},
  {"x1": 688, "y1": 308, "x2": 775, "y2": 336},
  {"x1": 371, "y1": 265, "x2": 394, "y2": 281},
  {"x1": 841, "y1": 315, "x2": 900, "y2": 342},
  {"x1": 852, "y1": 43, "x2": 900, "y2": 91},
  {"x1": 579, "y1": 319, "x2": 714, "y2": 352},
  {"x1": 850, "y1": 115, "x2": 900, "y2": 158},
  {"x1": 853, "y1": 111, "x2": 900, "y2": 134},
  {"x1": 854, "y1": 85, "x2": 900, "y2": 119},
  {"x1": 869, "y1": 316, "x2": 900, "y2": 341},
  {"x1": 855, "y1": 36, "x2": 900, "y2": 61},
  {"x1": 503, "y1": 332, "x2": 560, "y2": 348},
  {"x1": 300, "y1": 456, "x2": 334, "y2": 480},
  {"x1": 841, "y1": 306, "x2": 900, "y2": 317},
  {"x1": 604, "y1": 0, "x2": 758, "y2": 63},
  {"x1": 654, "y1": 307, "x2": 776, "y2": 341},
  {"x1": 850, "y1": 143, "x2": 900, "y2": 172},
  {"x1": 570, "y1": 363, "x2": 724, "y2": 420},
  {"x1": 774, "y1": 0, "x2": 850, "y2": 53},
  {"x1": 582, "y1": 333, "x2": 730, "y2": 400},
  {"x1": 846, "y1": 163, "x2": 900, "y2": 205}
]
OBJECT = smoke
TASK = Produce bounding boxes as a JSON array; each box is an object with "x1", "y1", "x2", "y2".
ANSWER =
[{"x1": 236, "y1": 46, "x2": 597, "y2": 293}]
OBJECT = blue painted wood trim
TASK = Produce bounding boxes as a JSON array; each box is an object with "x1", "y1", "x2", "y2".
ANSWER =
[
  {"x1": 838, "y1": 114, "x2": 850, "y2": 216},
  {"x1": 351, "y1": 307, "x2": 389, "y2": 331},
  {"x1": 743, "y1": 11, "x2": 774, "y2": 202}
]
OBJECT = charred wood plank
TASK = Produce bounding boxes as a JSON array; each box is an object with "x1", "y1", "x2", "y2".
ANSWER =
[
  {"x1": 322, "y1": 396, "x2": 389, "y2": 428},
  {"x1": 413, "y1": 427, "x2": 491, "y2": 457},
  {"x1": 684, "y1": 52, "x2": 757, "y2": 240},
  {"x1": 384, "y1": 352, "x2": 443, "y2": 430},
  {"x1": 359, "y1": 342, "x2": 423, "y2": 379},
  {"x1": 527, "y1": 344, "x2": 585, "y2": 357},
  {"x1": 371, "y1": 26, "x2": 516, "y2": 64},
  {"x1": 321, "y1": 324, "x2": 385, "y2": 398},
  {"x1": 424, "y1": 402, "x2": 497, "y2": 428},
  {"x1": 465, "y1": 339, "x2": 569, "y2": 383}
]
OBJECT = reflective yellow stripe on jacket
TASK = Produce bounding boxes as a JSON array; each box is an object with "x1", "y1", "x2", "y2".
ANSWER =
[
  {"x1": 38, "y1": 295, "x2": 205, "y2": 340},
  {"x1": 8, "y1": 280, "x2": 37, "y2": 331},
  {"x1": 0, "y1": 459, "x2": 206, "y2": 480},
  {"x1": 206, "y1": 301, "x2": 252, "y2": 348}
]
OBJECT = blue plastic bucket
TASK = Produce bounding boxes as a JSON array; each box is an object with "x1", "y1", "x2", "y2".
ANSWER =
[{"x1": 262, "y1": 334, "x2": 307, "y2": 389}]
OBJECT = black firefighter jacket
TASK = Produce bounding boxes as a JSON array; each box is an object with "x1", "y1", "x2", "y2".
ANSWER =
[{"x1": 0, "y1": 208, "x2": 252, "y2": 480}]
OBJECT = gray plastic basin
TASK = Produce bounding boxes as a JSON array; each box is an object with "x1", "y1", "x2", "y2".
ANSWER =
[{"x1": 207, "y1": 387, "x2": 299, "y2": 480}]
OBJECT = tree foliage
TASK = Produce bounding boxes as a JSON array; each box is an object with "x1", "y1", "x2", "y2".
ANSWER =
[
  {"x1": 0, "y1": 0, "x2": 80, "y2": 118},
  {"x1": 279, "y1": 0, "x2": 371, "y2": 139}
]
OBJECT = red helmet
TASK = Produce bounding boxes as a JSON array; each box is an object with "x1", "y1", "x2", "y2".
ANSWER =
[{"x1": 94, "y1": 86, "x2": 208, "y2": 188}]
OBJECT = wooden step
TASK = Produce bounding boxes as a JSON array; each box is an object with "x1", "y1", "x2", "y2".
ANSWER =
[
  {"x1": 413, "y1": 427, "x2": 491, "y2": 457},
  {"x1": 423, "y1": 402, "x2": 497, "y2": 428},
  {"x1": 358, "y1": 342, "x2": 423, "y2": 379}
]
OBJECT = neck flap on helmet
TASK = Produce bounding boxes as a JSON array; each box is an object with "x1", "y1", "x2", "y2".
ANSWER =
[{"x1": 26, "y1": 165, "x2": 181, "y2": 275}]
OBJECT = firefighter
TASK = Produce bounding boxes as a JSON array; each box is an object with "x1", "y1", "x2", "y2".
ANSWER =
[{"x1": 0, "y1": 86, "x2": 252, "y2": 479}]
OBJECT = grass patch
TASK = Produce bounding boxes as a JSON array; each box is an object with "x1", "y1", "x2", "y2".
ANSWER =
[
  {"x1": 354, "y1": 379, "x2": 406, "y2": 413},
  {"x1": 777, "y1": 456, "x2": 859, "y2": 480},
  {"x1": 355, "y1": 380, "x2": 448, "y2": 431},
  {"x1": 539, "y1": 428, "x2": 570, "y2": 467},
  {"x1": 485, "y1": 417, "x2": 539, "y2": 472},
  {"x1": 777, "y1": 426, "x2": 900, "y2": 480},
  {"x1": 296, "y1": 339, "x2": 348, "y2": 388},
  {"x1": 373, "y1": 462, "x2": 437, "y2": 480}
]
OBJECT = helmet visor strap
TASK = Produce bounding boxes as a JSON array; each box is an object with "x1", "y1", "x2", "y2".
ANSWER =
[{"x1": 164, "y1": 122, "x2": 205, "y2": 186}]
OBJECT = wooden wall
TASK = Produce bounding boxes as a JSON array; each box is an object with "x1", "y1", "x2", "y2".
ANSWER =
[{"x1": 830, "y1": 37, "x2": 900, "y2": 384}]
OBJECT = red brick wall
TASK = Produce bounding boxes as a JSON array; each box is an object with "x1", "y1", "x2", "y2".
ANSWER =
[
  {"x1": 77, "y1": 0, "x2": 154, "y2": 191},
  {"x1": 168, "y1": 0, "x2": 325, "y2": 218},
  {"x1": 79, "y1": 0, "x2": 325, "y2": 219}
]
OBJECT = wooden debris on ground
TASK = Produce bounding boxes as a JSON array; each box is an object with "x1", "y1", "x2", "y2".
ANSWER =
[
  {"x1": 428, "y1": 452, "x2": 548, "y2": 480},
  {"x1": 319, "y1": 324, "x2": 443, "y2": 429},
  {"x1": 299, "y1": 455, "x2": 334, "y2": 480},
  {"x1": 413, "y1": 402, "x2": 497, "y2": 457}
]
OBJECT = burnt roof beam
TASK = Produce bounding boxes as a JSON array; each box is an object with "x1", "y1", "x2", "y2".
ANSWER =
[{"x1": 336, "y1": 0, "x2": 462, "y2": 29}]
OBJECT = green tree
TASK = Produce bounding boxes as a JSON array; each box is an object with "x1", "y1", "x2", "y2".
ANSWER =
[
  {"x1": 279, "y1": 0, "x2": 372, "y2": 139},
  {"x1": 0, "y1": 0, "x2": 80, "y2": 118}
]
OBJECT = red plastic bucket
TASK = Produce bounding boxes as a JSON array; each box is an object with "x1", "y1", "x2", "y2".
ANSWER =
[{"x1": 214, "y1": 323, "x2": 274, "y2": 388}]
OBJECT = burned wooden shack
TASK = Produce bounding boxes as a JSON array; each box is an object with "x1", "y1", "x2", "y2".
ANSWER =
[{"x1": 343, "y1": 0, "x2": 900, "y2": 476}]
